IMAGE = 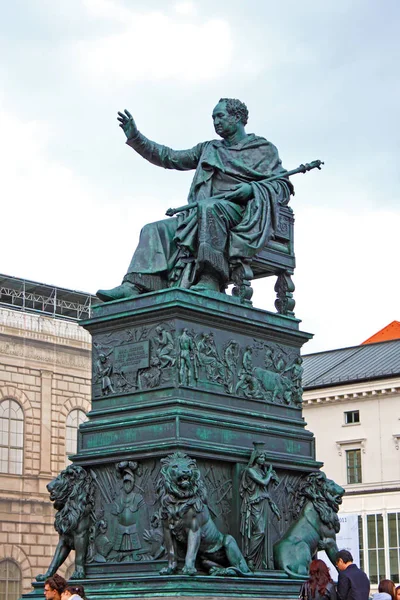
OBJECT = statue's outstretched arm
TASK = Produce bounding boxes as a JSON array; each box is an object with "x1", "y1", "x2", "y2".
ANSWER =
[{"x1": 118, "y1": 109, "x2": 204, "y2": 171}]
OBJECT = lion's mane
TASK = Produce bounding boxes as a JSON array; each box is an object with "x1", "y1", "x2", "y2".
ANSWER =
[
  {"x1": 156, "y1": 451, "x2": 207, "y2": 521},
  {"x1": 53, "y1": 465, "x2": 95, "y2": 536},
  {"x1": 293, "y1": 472, "x2": 342, "y2": 533}
]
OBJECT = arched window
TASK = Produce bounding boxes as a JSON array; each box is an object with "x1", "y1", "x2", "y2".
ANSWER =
[
  {"x1": 66, "y1": 409, "x2": 86, "y2": 461},
  {"x1": 0, "y1": 559, "x2": 22, "y2": 600},
  {"x1": 0, "y1": 399, "x2": 24, "y2": 475}
]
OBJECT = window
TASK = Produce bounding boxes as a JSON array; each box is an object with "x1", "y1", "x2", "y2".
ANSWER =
[
  {"x1": 346, "y1": 449, "x2": 362, "y2": 484},
  {"x1": 345, "y1": 410, "x2": 360, "y2": 424},
  {"x1": 0, "y1": 559, "x2": 22, "y2": 600},
  {"x1": 0, "y1": 399, "x2": 24, "y2": 474},
  {"x1": 66, "y1": 409, "x2": 86, "y2": 461},
  {"x1": 358, "y1": 515, "x2": 364, "y2": 570},
  {"x1": 356, "y1": 513, "x2": 400, "y2": 583},
  {"x1": 367, "y1": 514, "x2": 385, "y2": 584},
  {"x1": 388, "y1": 513, "x2": 400, "y2": 582}
]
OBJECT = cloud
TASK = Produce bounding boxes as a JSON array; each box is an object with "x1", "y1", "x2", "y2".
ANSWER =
[
  {"x1": 174, "y1": 2, "x2": 197, "y2": 17},
  {"x1": 74, "y1": 0, "x2": 233, "y2": 84},
  {"x1": 0, "y1": 103, "x2": 141, "y2": 291}
]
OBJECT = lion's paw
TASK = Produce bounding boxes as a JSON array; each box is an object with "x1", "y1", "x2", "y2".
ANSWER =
[
  {"x1": 70, "y1": 568, "x2": 85, "y2": 579},
  {"x1": 182, "y1": 566, "x2": 197, "y2": 576},
  {"x1": 35, "y1": 573, "x2": 49, "y2": 582},
  {"x1": 159, "y1": 566, "x2": 177, "y2": 576}
]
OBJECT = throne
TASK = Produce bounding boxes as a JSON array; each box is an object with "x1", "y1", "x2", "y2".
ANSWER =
[{"x1": 230, "y1": 204, "x2": 295, "y2": 315}]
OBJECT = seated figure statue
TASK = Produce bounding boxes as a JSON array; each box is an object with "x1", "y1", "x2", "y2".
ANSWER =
[{"x1": 97, "y1": 98, "x2": 292, "y2": 302}]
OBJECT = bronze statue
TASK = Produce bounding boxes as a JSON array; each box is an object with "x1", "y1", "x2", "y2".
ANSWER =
[
  {"x1": 240, "y1": 443, "x2": 280, "y2": 570},
  {"x1": 156, "y1": 451, "x2": 252, "y2": 576},
  {"x1": 273, "y1": 471, "x2": 344, "y2": 578},
  {"x1": 36, "y1": 465, "x2": 95, "y2": 580},
  {"x1": 97, "y1": 98, "x2": 294, "y2": 300}
]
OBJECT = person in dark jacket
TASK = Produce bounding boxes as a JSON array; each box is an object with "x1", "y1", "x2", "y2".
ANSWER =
[
  {"x1": 300, "y1": 559, "x2": 337, "y2": 600},
  {"x1": 335, "y1": 550, "x2": 370, "y2": 600}
]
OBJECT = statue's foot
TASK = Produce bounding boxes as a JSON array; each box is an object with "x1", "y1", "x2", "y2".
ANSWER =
[
  {"x1": 96, "y1": 282, "x2": 140, "y2": 302},
  {"x1": 70, "y1": 567, "x2": 85, "y2": 579},
  {"x1": 160, "y1": 565, "x2": 178, "y2": 575},
  {"x1": 182, "y1": 565, "x2": 197, "y2": 576},
  {"x1": 190, "y1": 274, "x2": 222, "y2": 293}
]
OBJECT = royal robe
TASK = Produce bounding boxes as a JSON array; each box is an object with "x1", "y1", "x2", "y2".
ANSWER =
[{"x1": 123, "y1": 131, "x2": 292, "y2": 291}]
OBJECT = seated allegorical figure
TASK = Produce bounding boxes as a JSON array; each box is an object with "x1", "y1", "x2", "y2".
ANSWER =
[{"x1": 97, "y1": 98, "x2": 293, "y2": 302}]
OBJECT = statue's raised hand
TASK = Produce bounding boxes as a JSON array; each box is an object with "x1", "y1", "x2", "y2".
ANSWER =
[{"x1": 117, "y1": 109, "x2": 138, "y2": 140}]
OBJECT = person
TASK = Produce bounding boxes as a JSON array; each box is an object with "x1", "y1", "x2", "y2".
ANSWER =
[
  {"x1": 97, "y1": 98, "x2": 292, "y2": 301},
  {"x1": 372, "y1": 580, "x2": 396, "y2": 600},
  {"x1": 335, "y1": 549, "x2": 370, "y2": 600},
  {"x1": 44, "y1": 575, "x2": 67, "y2": 600},
  {"x1": 395, "y1": 585, "x2": 400, "y2": 600},
  {"x1": 299, "y1": 559, "x2": 337, "y2": 600},
  {"x1": 60, "y1": 584, "x2": 86, "y2": 600}
]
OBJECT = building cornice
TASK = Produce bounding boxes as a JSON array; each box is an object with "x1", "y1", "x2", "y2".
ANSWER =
[
  {"x1": 0, "y1": 307, "x2": 91, "y2": 347},
  {"x1": 303, "y1": 378, "x2": 400, "y2": 407}
]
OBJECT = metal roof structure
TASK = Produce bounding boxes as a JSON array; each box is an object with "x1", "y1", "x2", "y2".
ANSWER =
[
  {"x1": 302, "y1": 338, "x2": 400, "y2": 390},
  {"x1": 0, "y1": 273, "x2": 100, "y2": 322}
]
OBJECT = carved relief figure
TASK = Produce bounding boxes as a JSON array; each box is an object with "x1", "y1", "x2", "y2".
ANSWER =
[
  {"x1": 240, "y1": 444, "x2": 280, "y2": 570},
  {"x1": 223, "y1": 340, "x2": 240, "y2": 394},
  {"x1": 253, "y1": 349, "x2": 291, "y2": 403},
  {"x1": 36, "y1": 465, "x2": 95, "y2": 580},
  {"x1": 196, "y1": 333, "x2": 224, "y2": 383},
  {"x1": 153, "y1": 325, "x2": 175, "y2": 368},
  {"x1": 138, "y1": 356, "x2": 162, "y2": 389},
  {"x1": 110, "y1": 461, "x2": 146, "y2": 562},
  {"x1": 157, "y1": 451, "x2": 251, "y2": 576},
  {"x1": 95, "y1": 351, "x2": 115, "y2": 395},
  {"x1": 235, "y1": 345, "x2": 263, "y2": 398},
  {"x1": 286, "y1": 356, "x2": 303, "y2": 406},
  {"x1": 273, "y1": 471, "x2": 344, "y2": 578},
  {"x1": 178, "y1": 328, "x2": 195, "y2": 386}
]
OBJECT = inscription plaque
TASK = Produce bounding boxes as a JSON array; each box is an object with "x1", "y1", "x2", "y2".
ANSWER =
[{"x1": 115, "y1": 340, "x2": 150, "y2": 370}]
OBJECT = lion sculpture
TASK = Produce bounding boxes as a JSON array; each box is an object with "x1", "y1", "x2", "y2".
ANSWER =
[
  {"x1": 37, "y1": 464, "x2": 95, "y2": 580},
  {"x1": 273, "y1": 471, "x2": 345, "y2": 578},
  {"x1": 157, "y1": 451, "x2": 251, "y2": 577}
]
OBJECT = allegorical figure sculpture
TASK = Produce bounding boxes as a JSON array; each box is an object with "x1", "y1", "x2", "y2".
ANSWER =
[
  {"x1": 36, "y1": 465, "x2": 95, "y2": 580},
  {"x1": 156, "y1": 451, "x2": 252, "y2": 577},
  {"x1": 97, "y1": 98, "x2": 293, "y2": 301},
  {"x1": 240, "y1": 443, "x2": 280, "y2": 570},
  {"x1": 110, "y1": 461, "x2": 146, "y2": 562},
  {"x1": 273, "y1": 471, "x2": 345, "y2": 578}
]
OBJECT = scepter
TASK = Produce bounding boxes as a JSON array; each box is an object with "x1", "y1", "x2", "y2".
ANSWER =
[{"x1": 165, "y1": 160, "x2": 324, "y2": 217}]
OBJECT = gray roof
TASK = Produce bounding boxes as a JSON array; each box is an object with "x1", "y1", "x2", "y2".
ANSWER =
[{"x1": 302, "y1": 339, "x2": 400, "y2": 389}]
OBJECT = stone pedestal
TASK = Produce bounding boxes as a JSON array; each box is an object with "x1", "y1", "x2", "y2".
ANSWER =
[{"x1": 24, "y1": 289, "x2": 318, "y2": 599}]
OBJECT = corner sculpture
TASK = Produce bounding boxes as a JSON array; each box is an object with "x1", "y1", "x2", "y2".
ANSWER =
[
  {"x1": 36, "y1": 465, "x2": 95, "y2": 580},
  {"x1": 97, "y1": 98, "x2": 323, "y2": 305},
  {"x1": 273, "y1": 471, "x2": 345, "y2": 578},
  {"x1": 240, "y1": 442, "x2": 281, "y2": 570},
  {"x1": 156, "y1": 451, "x2": 252, "y2": 577}
]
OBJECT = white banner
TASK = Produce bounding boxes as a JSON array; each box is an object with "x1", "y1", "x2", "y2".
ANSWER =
[{"x1": 318, "y1": 513, "x2": 360, "y2": 581}]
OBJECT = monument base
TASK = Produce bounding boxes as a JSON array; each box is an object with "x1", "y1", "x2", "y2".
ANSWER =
[
  {"x1": 24, "y1": 572, "x2": 306, "y2": 599},
  {"x1": 24, "y1": 289, "x2": 316, "y2": 599}
]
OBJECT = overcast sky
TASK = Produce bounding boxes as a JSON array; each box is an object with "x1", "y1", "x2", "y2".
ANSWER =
[{"x1": 1, "y1": 0, "x2": 399, "y2": 353}]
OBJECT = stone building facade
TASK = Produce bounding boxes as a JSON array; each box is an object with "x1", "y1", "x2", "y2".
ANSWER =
[
  {"x1": 302, "y1": 335, "x2": 400, "y2": 586},
  {"x1": 0, "y1": 276, "x2": 94, "y2": 598}
]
